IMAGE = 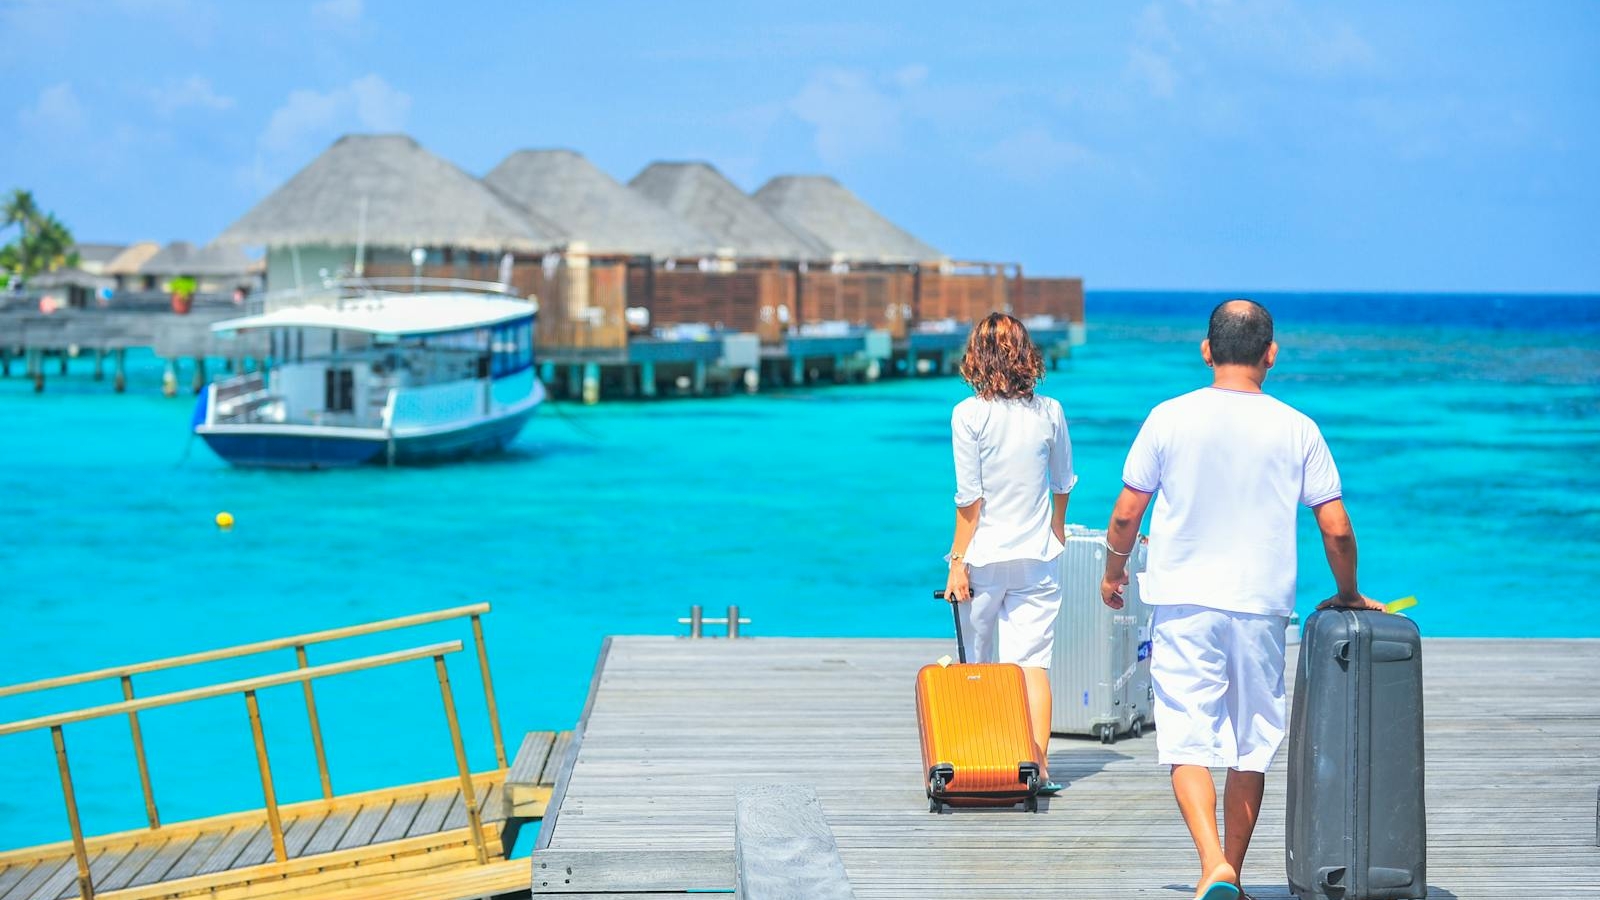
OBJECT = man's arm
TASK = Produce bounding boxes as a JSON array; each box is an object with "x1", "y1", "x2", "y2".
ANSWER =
[
  {"x1": 944, "y1": 500, "x2": 982, "y2": 602},
  {"x1": 1101, "y1": 487, "x2": 1153, "y2": 609},
  {"x1": 1311, "y1": 499, "x2": 1384, "y2": 610}
]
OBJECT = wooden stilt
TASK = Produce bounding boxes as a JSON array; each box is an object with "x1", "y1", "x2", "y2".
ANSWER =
[
  {"x1": 640, "y1": 361, "x2": 656, "y2": 398},
  {"x1": 692, "y1": 360, "x2": 706, "y2": 396},
  {"x1": 114, "y1": 349, "x2": 127, "y2": 393}
]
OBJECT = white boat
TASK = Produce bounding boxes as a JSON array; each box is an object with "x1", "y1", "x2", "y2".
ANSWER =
[{"x1": 194, "y1": 278, "x2": 544, "y2": 468}]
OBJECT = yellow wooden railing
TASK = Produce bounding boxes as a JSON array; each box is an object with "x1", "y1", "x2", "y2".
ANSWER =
[{"x1": 0, "y1": 604, "x2": 512, "y2": 900}]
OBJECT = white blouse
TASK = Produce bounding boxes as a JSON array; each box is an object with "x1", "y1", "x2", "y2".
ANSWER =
[{"x1": 951, "y1": 394, "x2": 1077, "y2": 568}]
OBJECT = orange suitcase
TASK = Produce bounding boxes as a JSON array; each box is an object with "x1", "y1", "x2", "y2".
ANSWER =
[{"x1": 916, "y1": 593, "x2": 1043, "y2": 813}]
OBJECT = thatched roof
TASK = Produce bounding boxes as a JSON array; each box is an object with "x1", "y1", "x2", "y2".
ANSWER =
[
  {"x1": 216, "y1": 134, "x2": 563, "y2": 253},
  {"x1": 752, "y1": 176, "x2": 942, "y2": 264},
  {"x1": 630, "y1": 162, "x2": 830, "y2": 261},
  {"x1": 103, "y1": 241, "x2": 160, "y2": 276},
  {"x1": 141, "y1": 241, "x2": 258, "y2": 277},
  {"x1": 485, "y1": 149, "x2": 717, "y2": 259},
  {"x1": 70, "y1": 243, "x2": 125, "y2": 269}
]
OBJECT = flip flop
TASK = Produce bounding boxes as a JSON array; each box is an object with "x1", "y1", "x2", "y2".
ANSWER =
[
  {"x1": 1195, "y1": 883, "x2": 1240, "y2": 900},
  {"x1": 1037, "y1": 780, "x2": 1064, "y2": 795}
]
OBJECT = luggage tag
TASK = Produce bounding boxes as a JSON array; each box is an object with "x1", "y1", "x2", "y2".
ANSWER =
[{"x1": 1385, "y1": 596, "x2": 1419, "y2": 616}]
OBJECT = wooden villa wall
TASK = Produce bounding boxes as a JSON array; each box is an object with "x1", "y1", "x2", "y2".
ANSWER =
[
  {"x1": 371, "y1": 258, "x2": 1081, "y2": 350},
  {"x1": 1014, "y1": 277, "x2": 1085, "y2": 323},
  {"x1": 915, "y1": 271, "x2": 1010, "y2": 323},
  {"x1": 627, "y1": 268, "x2": 793, "y2": 342},
  {"x1": 797, "y1": 271, "x2": 915, "y2": 338}
]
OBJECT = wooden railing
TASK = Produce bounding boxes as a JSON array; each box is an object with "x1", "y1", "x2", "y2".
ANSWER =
[{"x1": 0, "y1": 604, "x2": 511, "y2": 899}]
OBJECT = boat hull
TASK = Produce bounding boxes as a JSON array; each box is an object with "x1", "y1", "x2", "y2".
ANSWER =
[{"x1": 198, "y1": 405, "x2": 538, "y2": 469}]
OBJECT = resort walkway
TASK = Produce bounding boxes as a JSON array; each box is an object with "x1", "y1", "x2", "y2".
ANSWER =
[{"x1": 531, "y1": 636, "x2": 1600, "y2": 899}]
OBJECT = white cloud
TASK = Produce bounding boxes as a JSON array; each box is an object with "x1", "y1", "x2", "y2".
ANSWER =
[
  {"x1": 979, "y1": 127, "x2": 1093, "y2": 184},
  {"x1": 1176, "y1": 0, "x2": 1376, "y2": 78},
  {"x1": 788, "y1": 67, "x2": 918, "y2": 165},
  {"x1": 149, "y1": 76, "x2": 235, "y2": 116},
  {"x1": 259, "y1": 74, "x2": 410, "y2": 157},
  {"x1": 19, "y1": 82, "x2": 86, "y2": 132},
  {"x1": 312, "y1": 0, "x2": 362, "y2": 31},
  {"x1": 246, "y1": 74, "x2": 410, "y2": 192}
]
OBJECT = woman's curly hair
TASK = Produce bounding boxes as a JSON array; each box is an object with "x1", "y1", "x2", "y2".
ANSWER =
[{"x1": 960, "y1": 312, "x2": 1044, "y2": 400}]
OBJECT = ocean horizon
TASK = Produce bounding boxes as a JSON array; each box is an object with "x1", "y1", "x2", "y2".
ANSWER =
[{"x1": 1, "y1": 289, "x2": 1596, "y2": 849}]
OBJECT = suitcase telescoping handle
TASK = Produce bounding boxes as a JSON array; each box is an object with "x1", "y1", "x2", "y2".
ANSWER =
[{"x1": 931, "y1": 590, "x2": 968, "y2": 664}]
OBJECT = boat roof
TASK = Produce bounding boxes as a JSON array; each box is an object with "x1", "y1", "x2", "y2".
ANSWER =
[{"x1": 211, "y1": 293, "x2": 536, "y2": 337}]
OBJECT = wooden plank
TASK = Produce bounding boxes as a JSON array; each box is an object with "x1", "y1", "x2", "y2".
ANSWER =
[
  {"x1": 535, "y1": 638, "x2": 609, "y2": 852},
  {"x1": 507, "y1": 732, "x2": 556, "y2": 787},
  {"x1": 735, "y1": 784, "x2": 854, "y2": 900},
  {"x1": 529, "y1": 849, "x2": 732, "y2": 894},
  {"x1": 28, "y1": 849, "x2": 103, "y2": 900},
  {"x1": 0, "y1": 865, "x2": 31, "y2": 899},
  {"x1": 96, "y1": 828, "x2": 492, "y2": 900},
  {"x1": 122, "y1": 834, "x2": 197, "y2": 889},
  {"x1": 298, "y1": 809, "x2": 357, "y2": 858},
  {"x1": 144, "y1": 828, "x2": 226, "y2": 886},
  {"x1": 0, "y1": 859, "x2": 66, "y2": 900},
  {"x1": 404, "y1": 791, "x2": 457, "y2": 839},
  {"x1": 309, "y1": 858, "x2": 528, "y2": 900},
  {"x1": 94, "y1": 839, "x2": 168, "y2": 894},
  {"x1": 335, "y1": 801, "x2": 392, "y2": 852},
  {"x1": 540, "y1": 731, "x2": 575, "y2": 786},
  {"x1": 192, "y1": 826, "x2": 260, "y2": 878},
  {"x1": 371, "y1": 797, "x2": 425, "y2": 846}
]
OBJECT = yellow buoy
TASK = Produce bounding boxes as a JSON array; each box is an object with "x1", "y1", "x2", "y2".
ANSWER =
[{"x1": 215, "y1": 511, "x2": 235, "y2": 530}]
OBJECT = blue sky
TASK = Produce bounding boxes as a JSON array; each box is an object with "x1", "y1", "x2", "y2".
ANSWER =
[{"x1": 3, "y1": 0, "x2": 1596, "y2": 292}]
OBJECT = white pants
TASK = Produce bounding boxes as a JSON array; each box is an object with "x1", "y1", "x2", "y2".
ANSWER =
[
  {"x1": 957, "y1": 558, "x2": 1061, "y2": 668},
  {"x1": 1149, "y1": 603, "x2": 1289, "y2": 773}
]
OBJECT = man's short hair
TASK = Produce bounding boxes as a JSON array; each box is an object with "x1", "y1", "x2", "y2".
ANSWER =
[{"x1": 1207, "y1": 299, "x2": 1274, "y2": 366}]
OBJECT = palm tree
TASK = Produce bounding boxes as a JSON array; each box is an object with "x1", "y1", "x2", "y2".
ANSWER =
[
  {"x1": 2, "y1": 189, "x2": 40, "y2": 240},
  {"x1": 1, "y1": 190, "x2": 77, "y2": 278}
]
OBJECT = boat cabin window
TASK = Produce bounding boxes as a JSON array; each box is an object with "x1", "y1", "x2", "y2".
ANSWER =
[
  {"x1": 490, "y1": 319, "x2": 534, "y2": 377},
  {"x1": 325, "y1": 368, "x2": 355, "y2": 412}
]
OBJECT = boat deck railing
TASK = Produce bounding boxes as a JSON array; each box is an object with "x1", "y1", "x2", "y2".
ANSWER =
[
  {"x1": 0, "y1": 603, "x2": 511, "y2": 899},
  {"x1": 246, "y1": 277, "x2": 524, "y2": 316}
]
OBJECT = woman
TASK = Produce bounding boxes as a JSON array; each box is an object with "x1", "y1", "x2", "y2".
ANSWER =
[{"x1": 943, "y1": 312, "x2": 1075, "y2": 792}]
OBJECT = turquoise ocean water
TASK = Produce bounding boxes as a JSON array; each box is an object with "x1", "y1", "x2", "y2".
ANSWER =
[{"x1": 1, "y1": 291, "x2": 1597, "y2": 848}]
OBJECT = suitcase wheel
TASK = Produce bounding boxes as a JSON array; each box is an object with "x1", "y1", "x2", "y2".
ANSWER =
[
  {"x1": 929, "y1": 796, "x2": 942, "y2": 814},
  {"x1": 1098, "y1": 724, "x2": 1117, "y2": 744},
  {"x1": 1129, "y1": 716, "x2": 1144, "y2": 739},
  {"x1": 1025, "y1": 795, "x2": 1039, "y2": 813}
]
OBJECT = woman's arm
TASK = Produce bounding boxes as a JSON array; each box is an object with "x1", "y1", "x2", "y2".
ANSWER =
[
  {"x1": 1051, "y1": 492, "x2": 1070, "y2": 544},
  {"x1": 944, "y1": 500, "x2": 981, "y2": 601}
]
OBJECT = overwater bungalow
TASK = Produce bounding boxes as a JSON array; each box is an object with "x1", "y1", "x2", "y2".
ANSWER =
[{"x1": 214, "y1": 134, "x2": 564, "y2": 297}]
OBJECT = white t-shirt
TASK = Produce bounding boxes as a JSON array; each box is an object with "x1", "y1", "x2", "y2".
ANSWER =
[
  {"x1": 952, "y1": 395, "x2": 1078, "y2": 568},
  {"x1": 1122, "y1": 387, "x2": 1342, "y2": 617}
]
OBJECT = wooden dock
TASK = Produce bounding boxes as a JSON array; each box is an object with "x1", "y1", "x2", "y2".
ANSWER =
[{"x1": 531, "y1": 636, "x2": 1600, "y2": 899}]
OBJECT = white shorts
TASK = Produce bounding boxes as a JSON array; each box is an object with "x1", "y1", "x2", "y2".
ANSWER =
[
  {"x1": 1149, "y1": 603, "x2": 1289, "y2": 773},
  {"x1": 958, "y1": 558, "x2": 1061, "y2": 669}
]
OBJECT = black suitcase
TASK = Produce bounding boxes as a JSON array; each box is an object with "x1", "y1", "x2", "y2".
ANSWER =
[{"x1": 1286, "y1": 608, "x2": 1427, "y2": 900}]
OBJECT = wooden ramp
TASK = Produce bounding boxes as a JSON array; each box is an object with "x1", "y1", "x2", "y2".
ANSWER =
[
  {"x1": 531, "y1": 636, "x2": 1600, "y2": 899},
  {"x1": 0, "y1": 729, "x2": 569, "y2": 900},
  {"x1": 0, "y1": 605, "x2": 563, "y2": 900}
]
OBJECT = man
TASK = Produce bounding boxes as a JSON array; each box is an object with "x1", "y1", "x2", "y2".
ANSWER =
[{"x1": 1100, "y1": 299, "x2": 1383, "y2": 900}]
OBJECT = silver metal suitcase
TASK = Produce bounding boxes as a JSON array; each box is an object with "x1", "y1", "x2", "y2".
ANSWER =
[{"x1": 1049, "y1": 525, "x2": 1153, "y2": 742}]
